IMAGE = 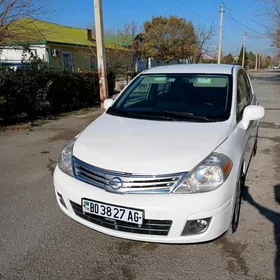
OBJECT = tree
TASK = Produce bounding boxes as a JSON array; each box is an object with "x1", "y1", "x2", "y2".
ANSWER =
[
  {"x1": 237, "y1": 46, "x2": 249, "y2": 68},
  {"x1": 263, "y1": 55, "x2": 272, "y2": 68},
  {"x1": 84, "y1": 21, "x2": 139, "y2": 78},
  {"x1": 139, "y1": 16, "x2": 197, "y2": 64},
  {"x1": 0, "y1": 0, "x2": 51, "y2": 43},
  {"x1": 247, "y1": 51, "x2": 256, "y2": 69},
  {"x1": 271, "y1": 53, "x2": 280, "y2": 66},
  {"x1": 194, "y1": 25, "x2": 215, "y2": 63},
  {"x1": 115, "y1": 21, "x2": 139, "y2": 77},
  {"x1": 259, "y1": 0, "x2": 280, "y2": 47},
  {"x1": 221, "y1": 53, "x2": 234, "y2": 64}
]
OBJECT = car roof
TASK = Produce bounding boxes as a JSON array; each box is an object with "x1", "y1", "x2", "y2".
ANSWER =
[{"x1": 142, "y1": 64, "x2": 238, "y2": 75}]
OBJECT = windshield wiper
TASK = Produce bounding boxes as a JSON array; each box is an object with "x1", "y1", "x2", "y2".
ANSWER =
[
  {"x1": 107, "y1": 107, "x2": 135, "y2": 117},
  {"x1": 130, "y1": 110, "x2": 215, "y2": 122},
  {"x1": 161, "y1": 111, "x2": 214, "y2": 122},
  {"x1": 108, "y1": 108, "x2": 220, "y2": 122},
  {"x1": 107, "y1": 108, "x2": 176, "y2": 121}
]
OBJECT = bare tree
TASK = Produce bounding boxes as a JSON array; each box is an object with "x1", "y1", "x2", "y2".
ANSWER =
[
  {"x1": 0, "y1": 0, "x2": 50, "y2": 43},
  {"x1": 81, "y1": 21, "x2": 139, "y2": 80},
  {"x1": 259, "y1": 0, "x2": 280, "y2": 47},
  {"x1": 194, "y1": 25, "x2": 215, "y2": 63},
  {"x1": 259, "y1": 0, "x2": 280, "y2": 25},
  {"x1": 116, "y1": 21, "x2": 139, "y2": 77}
]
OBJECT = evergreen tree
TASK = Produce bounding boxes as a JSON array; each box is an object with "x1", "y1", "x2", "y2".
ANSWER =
[{"x1": 237, "y1": 46, "x2": 249, "y2": 68}]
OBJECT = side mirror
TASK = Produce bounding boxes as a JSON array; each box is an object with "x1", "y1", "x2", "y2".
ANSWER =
[
  {"x1": 104, "y1": 98, "x2": 114, "y2": 110},
  {"x1": 242, "y1": 105, "x2": 265, "y2": 130}
]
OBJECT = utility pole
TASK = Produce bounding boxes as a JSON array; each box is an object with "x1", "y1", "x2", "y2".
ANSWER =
[
  {"x1": 242, "y1": 32, "x2": 247, "y2": 68},
  {"x1": 218, "y1": 3, "x2": 225, "y2": 64},
  {"x1": 259, "y1": 52, "x2": 261, "y2": 69},
  {"x1": 255, "y1": 51, "x2": 258, "y2": 70},
  {"x1": 94, "y1": 0, "x2": 108, "y2": 108}
]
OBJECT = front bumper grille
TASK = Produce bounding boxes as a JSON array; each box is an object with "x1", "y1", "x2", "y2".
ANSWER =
[
  {"x1": 71, "y1": 201, "x2": 172, "y2": 236},
  {"x1": 72, "y1": 156, "x2": 186, "y2": 194}
]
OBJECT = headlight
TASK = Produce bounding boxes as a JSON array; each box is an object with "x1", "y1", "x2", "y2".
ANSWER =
[
  {"x1": 172, "y1": 153, "x2": 232, "y2": 194},
  {"x1": 58, "y1": 138, "x2": 76, "y2": 177}
]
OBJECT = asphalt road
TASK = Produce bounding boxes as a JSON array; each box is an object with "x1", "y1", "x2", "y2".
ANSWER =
[{"x1": 0, "y1": 71, "x2": 280, "y2": 280}]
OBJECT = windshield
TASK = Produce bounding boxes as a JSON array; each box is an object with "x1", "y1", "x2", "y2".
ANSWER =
[{"x1": 107, "y1": 73, "x2": 232, "y2": 122}]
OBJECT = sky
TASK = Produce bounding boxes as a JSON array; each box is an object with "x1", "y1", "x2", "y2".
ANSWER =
[{"x1": 43, "y1": 0, "x2": 276, "y2": 57}]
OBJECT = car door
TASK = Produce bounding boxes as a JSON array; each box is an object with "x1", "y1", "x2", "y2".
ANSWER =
[{"x1": 236, "y1": 70, "x2": 251, "y2": 172}]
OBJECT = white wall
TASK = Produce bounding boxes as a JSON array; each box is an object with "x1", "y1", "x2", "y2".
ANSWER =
[{"x1": 0, "y1": 45, "x2": 47, "y2": 63}]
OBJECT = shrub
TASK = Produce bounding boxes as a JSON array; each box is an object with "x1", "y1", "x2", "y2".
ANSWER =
[{"x1": 0, "y1": 65, "x2": 116, "y2": 124}]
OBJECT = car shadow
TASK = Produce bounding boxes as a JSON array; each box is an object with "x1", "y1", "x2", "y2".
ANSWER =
[{"x1": 243, "y1": 185, "x2": 280, "y2": 280}]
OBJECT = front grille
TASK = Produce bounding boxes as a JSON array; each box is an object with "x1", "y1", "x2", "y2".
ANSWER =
[
  {"x1": 73, "y1": 156, "x2": 185, "y2": 194},
  {"x1": 71, "y1": 201, "x2": 172, "y2": 236}
]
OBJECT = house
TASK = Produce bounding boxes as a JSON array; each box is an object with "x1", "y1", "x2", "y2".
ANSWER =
[
  {"x1": 0, "y1": 18, "x2": 122, "y2": 72},
  {"x1": 0, "y1": 18, "x2": 198, "y2": 75}
]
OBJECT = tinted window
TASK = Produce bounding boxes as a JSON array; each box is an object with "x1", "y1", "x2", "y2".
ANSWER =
[
  {"x1": 237, "y1": 71, "x2": 249, "y2": 121},
  {"x1": 157, "y1": 82, "x2": 171, "y2": 96},
  {"x1": 108, "y1": 74, "x2": 233, "y2": 122},
  {"x1": 242, "y1": 71, "x2": 253, "y2": 103},
  {"x1": 121, "y1": 83, "x2": 150, "y2": 107}
]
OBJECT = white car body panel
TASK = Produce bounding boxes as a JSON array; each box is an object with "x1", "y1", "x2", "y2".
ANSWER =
[
  {"x1": 54, "y1": 166, "x2": 234, "y2": 243},
  {"x1": 73, "y1": 114, "x2": 231, "y2": 174}
]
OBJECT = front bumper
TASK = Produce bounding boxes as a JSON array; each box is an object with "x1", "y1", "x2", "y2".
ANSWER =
[{"x1": 54, "y1": 166, "x2": 235, "y2": 244}]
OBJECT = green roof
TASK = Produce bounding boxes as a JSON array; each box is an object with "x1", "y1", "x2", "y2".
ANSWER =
[
  {"x1": 104, "y1": 34, "x2": 135, "y2": 47},
  {"x1": 5, "y1": 18, "x2": 123, "y2": 49}
]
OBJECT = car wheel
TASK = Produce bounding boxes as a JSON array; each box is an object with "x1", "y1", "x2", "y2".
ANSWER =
[
  {"x1": 228, "y1": 173, "x2": 244, "y2": 234},
  {"x1": 252, "y1": 128, "x2": 259, "y2": 157}
]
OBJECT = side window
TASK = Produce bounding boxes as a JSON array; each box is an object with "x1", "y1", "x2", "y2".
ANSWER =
[
  {"x1": 123, "y1": 83, "x2": 150, "y2": 107},
  {"x1": 242, "y1": 71, "x2": 253, "y2": 103},
  {"x1": 237, "y1": 71, "x2": 248, "y2": 122},
  {"x1": 156, "y1": 82, "x2": 171, "y2": 96}
]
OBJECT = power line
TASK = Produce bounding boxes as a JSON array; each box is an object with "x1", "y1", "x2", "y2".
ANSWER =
[
  {"x1": 225, "y1": 13, "x2": 240, "y2": 33},
  {"x1": 223, "y1": 4, "x2": 269, "y2": 41},
  {"x1": 226, "y1": 12, "x2": 243, "y2": 33},
  {"x1": 223, "y1": 34, "x2": 230, "y2": 46},
  {"x1": 207, "y1": 0, "x2": 216, "y2": 8},
  {"x1": 175, "y1": 0, "x2": 215, "y2": 23},
  {"x1": 228, "y1": 17, "x2": 267, "y2": 36},
  {"x1": 175, "y1": 0, "x2": 204, "y2": 19},
  {"x1": 251, "y1": 19, "x2": 277, "y2": 36}
]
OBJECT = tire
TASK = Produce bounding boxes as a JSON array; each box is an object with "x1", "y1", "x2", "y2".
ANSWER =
[
  {"x1": 252, "y1": 127, "x2": 259, "y2": 157},
  {"x1": 252, "y1": 140, "x2": 257, "y2": 157},
  {"x1": 227, "y1": 173, "x2": 245, "y2": 234}
]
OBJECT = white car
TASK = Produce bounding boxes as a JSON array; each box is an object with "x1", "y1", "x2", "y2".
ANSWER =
[{"x1": 53, "y1": 64, "x2": 265, "y2": 244}]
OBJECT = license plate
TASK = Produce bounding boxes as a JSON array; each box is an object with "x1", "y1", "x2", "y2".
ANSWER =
[{"x1": 81, "y1": 199, "x2": 144, "y2": 225}]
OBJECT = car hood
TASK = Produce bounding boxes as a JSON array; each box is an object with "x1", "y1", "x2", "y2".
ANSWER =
[{"x1": 73, "y1": 113, "x2": 230, "y2": 174}]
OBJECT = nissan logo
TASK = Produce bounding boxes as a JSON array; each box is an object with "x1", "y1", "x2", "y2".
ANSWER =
[{"x1": 109, "y1": 177, "x2": 123, "y2": 190}]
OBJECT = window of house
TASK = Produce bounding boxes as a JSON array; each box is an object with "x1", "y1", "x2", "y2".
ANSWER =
[
  {"x1": 61, "y1": 52, "x2": 73, "y2": 72},
  {"x1": 89, "y1": 55, "x2": 97, "y2": 71}
]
